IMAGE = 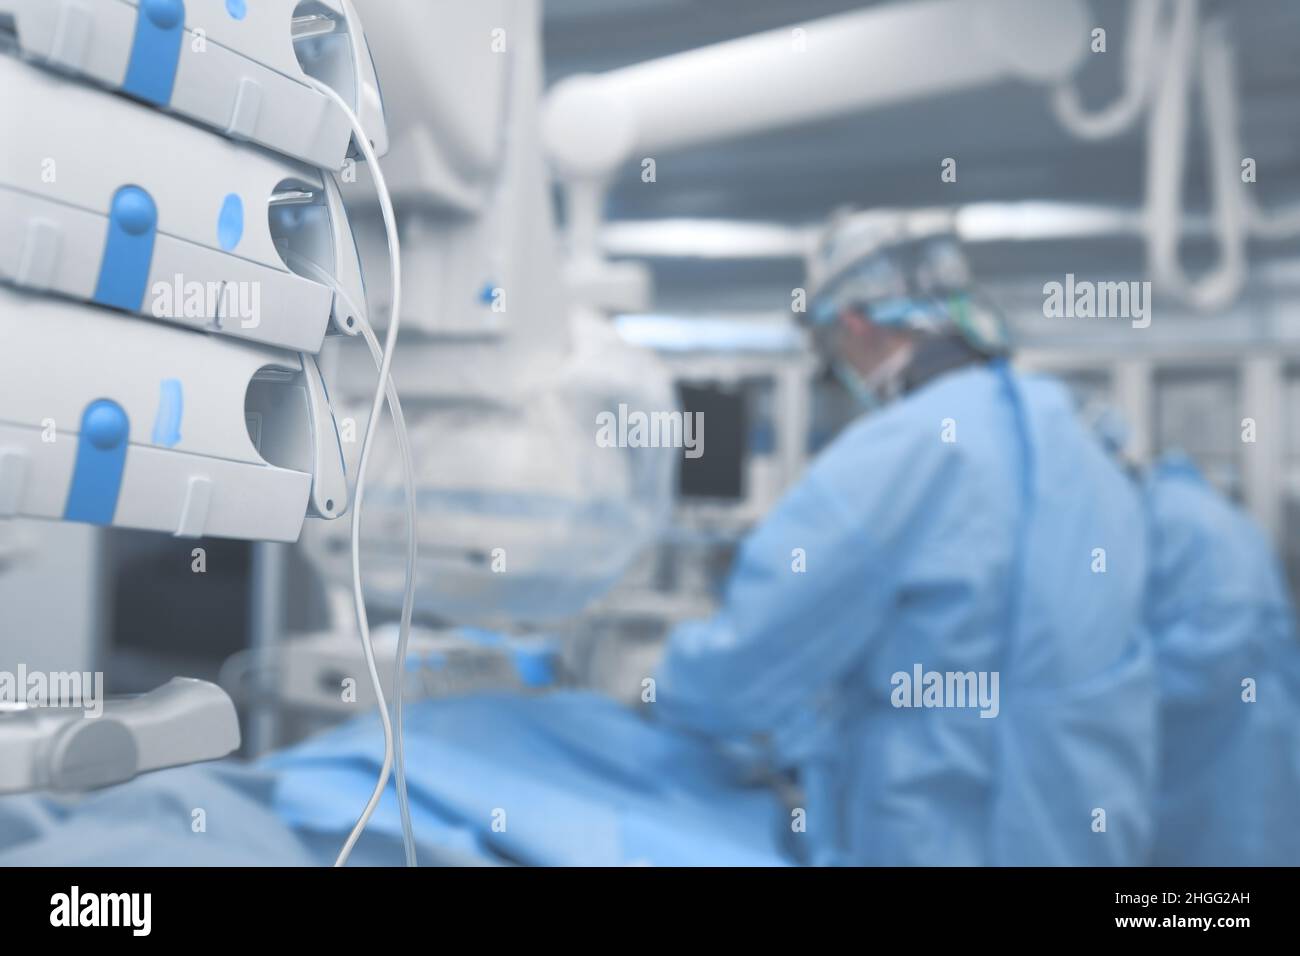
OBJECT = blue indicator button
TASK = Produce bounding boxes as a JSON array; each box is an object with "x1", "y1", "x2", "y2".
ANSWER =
[
  {"x1": 142, "y1": 0, "x2": 184, "y2": 29},
  {"x1": 83, "y1": 400, "x2": 130, "y2": 450},
  {"x1": 113, "y1": 186, "x2": 157, "y2": 236}
]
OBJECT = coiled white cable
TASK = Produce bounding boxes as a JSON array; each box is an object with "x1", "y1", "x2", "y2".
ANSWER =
[{"x1": 301, "y1": 77, "x2": 408, "y2": 868}]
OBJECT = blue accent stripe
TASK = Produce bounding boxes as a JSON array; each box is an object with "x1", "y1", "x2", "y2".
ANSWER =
[
  {"x1": 94, "y1": 185, "x2": 158, "y2": 312},
  {"x1": 123, "y1": 0, "x2": 186, "y2": 107},
  {"x1": 65, "y1": 400, "x2": 131, "y2": 526}
]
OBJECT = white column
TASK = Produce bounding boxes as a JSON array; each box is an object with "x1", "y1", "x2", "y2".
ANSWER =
[
  {"x1": 1114, "y1": 358, "x2": 1154, "y2": 466},
  {"x1": 1241, "y1": 355, "x2": 1284, "y2": 543}
]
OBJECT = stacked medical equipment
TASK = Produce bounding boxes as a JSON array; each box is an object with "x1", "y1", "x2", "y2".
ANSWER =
[{"x1": 0, "y1": 0, "x2": 388, "y2": 790}]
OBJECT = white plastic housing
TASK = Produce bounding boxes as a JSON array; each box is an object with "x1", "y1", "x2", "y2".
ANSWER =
[
  {"x1": 0, "y1": 55, "x2": 367, "y2": 352},
  {"x1": 0, "y1": 0, "x2": 387, "y2": 169},
  {"x1": 0, "y1": 285, "x2": 346, "y2": 542},
  {"x1": 0, "y1": 678, "x2": 240, "y2": 794}
]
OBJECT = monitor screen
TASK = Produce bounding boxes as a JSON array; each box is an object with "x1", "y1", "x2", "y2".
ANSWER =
[{"x1": 676, "y1": 382, "x2": 747, "y2": 501}]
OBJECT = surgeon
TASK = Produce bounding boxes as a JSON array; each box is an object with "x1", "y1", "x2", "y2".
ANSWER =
[
  {"x1": 654, "y1": 210, "x2": 1158, "y2": 866},
  {"x1": 1143, "y1": 453, "x2": 1300, "y2": 865}
]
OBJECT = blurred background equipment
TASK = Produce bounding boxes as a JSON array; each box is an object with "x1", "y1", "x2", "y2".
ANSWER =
[
  {"x1": 3, "y1": 1, "x2": 1298, "y2": 863},
  {"x1": 16, "y1": 0, "x2": 1298, "y2": 740}
]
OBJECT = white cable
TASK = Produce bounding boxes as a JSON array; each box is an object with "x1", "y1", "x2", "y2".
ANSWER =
[
  {"x1": 1054, "y1": 1, "x2": 1281, "y2": 307},
  {"x1": 1050, "y1": 0, "x2": 1164, "y2": 140},
  {"x1": 280, "y1": 250, "x2": 419, "y2": 866},
  {"x1": 354, "y1": 317, "x2": 419, "y2": 867},
  {"x1": 1144, "y1": 3, "x2": 1247, "y2": 311},
  {"x1": 302, "y1": 77, "x2": 404, "y2": 868}
]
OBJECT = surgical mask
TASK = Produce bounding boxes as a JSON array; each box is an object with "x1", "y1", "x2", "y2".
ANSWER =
[
  {"x1": 831, "y1": 358, "x2": 881, "y2": 412},
  {"x1": 831, "y1": 340, "x2": 916, "y2": 413}
]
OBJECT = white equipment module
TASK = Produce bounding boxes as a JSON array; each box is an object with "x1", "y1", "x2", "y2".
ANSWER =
[
  {"x1": 0, "y1": 0, "x2": 389, "y2": 792},
  {"x1": 0, "y1": 0, "x2": 386, "y2": 169},
  {"x1": 0, "y1": 0, "x2": 386, "y2": 542},
  {"x1": 0, "y1": 56, "x2": 365, "y2": 351}
]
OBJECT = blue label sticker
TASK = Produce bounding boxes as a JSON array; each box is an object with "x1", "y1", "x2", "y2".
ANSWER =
[
  {"x1": 218, "y1": 193, "x2": 244, "y2": 251},
  {"x1": 152, "y1": 378, "x2": 184, "y2": 448}
]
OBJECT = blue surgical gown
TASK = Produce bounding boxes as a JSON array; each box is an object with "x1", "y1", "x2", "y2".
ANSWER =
[
  {"x1": 1144, "y1": 454, "x2": 1300, "y2": 865},
  {"x1": 657, "y1": 364, "x2": 1158, "y2": 865}
]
